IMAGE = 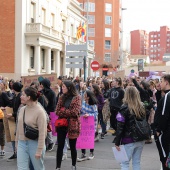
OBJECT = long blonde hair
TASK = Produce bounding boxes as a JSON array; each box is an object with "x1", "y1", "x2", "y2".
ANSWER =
[{"x1": 123, "y1": 86, "x2": 145, "y2": 118}]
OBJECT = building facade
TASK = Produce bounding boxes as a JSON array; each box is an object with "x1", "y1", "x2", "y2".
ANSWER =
[
  {"x1": 77, "y1": 0, "x2": 121, "y2": 76},
  {"x1": 130, "y1": 30, "x2": 149, "y2": 56},
  {"x1": 149, "y1": 26, "x2": 170, "y2": 62},
  {"x1": 130, "y1": 26, "x2": 170, "y2": 65},
  {"x1": 0, "y1": 0, "x2": 94, "y2": 80}
]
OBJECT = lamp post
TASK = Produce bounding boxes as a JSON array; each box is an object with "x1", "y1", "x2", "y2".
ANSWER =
[
  {"x1": 120, "y1": 7, "x2": 127, "y2": 70},
  {"x1": 84, "y1": 0, "x2": 89, "y2": 82}
]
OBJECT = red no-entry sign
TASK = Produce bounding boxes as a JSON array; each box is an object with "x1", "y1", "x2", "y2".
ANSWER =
[{"x1": 91, "y1": 61, "x2": 100, "y2": 71}]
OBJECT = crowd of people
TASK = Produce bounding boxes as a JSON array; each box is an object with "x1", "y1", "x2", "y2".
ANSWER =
[{"x1": 0, "y1": 73, "x2": 170, "y2": 170}]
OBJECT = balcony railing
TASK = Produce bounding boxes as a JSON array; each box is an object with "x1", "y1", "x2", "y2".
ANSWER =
[
  {"x1": 105, "y1": 45, "x2": 111, "y2": 50},
  {"x1": 26, "y1": 23, "x2": 62, "y2": 40}
]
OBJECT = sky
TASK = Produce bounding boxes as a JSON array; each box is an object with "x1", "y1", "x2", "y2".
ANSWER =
[{"x1": 122, "y1": 0, "x2": 170, "y2": 34}]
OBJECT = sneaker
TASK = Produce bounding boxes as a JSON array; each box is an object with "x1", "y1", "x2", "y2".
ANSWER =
[
  {"x1": 101, "y1": 133, "x2": 104, "y2": 139},
  {"x1": 48, "y1": 143, "x2": 55, "y2": 151},
  {"x1": 7, "y1": 153, "x2": 17, "y2": 162},
  {"x1": 94, "y1": 135, "x2": 99, "y2": 142},
  {"x1": 62, "y1": 153, "x2": 67, "y2": 161},
  {"x1": 0, "y1": 150, "x2": 5, "y2": 156},
  {"x1": 72, "y1": 165, "x2": 76, "y2": 170},
  {"x1": 88, "y1": 152, "x2": 94, "y2": 160},
  {"x1": 77, "y1": 153, "x2": 87, "y2": 162},
  {"x1": 56, "y1": 168, "x2": 60, "y2": 170}
]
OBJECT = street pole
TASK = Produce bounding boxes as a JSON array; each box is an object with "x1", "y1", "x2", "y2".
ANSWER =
[
  {"x1": 120, "y1": 7, "x2": 127, "y2": 70},
  {"x1": 84, "y1": 0, "x2": 89, "y2": 82}
]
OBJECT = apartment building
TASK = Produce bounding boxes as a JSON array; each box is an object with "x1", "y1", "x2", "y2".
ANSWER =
[
  {"x1": 130, "y1": 26, "x2": 170, "y2": 65},
  {"x1": 77, "y1": 0, "x2": 121, "y2": 76},
  {"x1": 149, "y1": 26, "x2": 170, "y2": 62},
  {"x1": 0, "y1": 0, "x2": 94, "y2": 79},
  {"x1": 131, "y1": 30, "x2": 149, "y2": 56}
]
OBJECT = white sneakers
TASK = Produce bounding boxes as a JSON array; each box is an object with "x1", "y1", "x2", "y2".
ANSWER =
[
  {"x1": 77, "y1": 153, "x2": 94, "y2": 162},
  {"x1": 62, "y1": 153, "x2": 67, "y2": 161}
]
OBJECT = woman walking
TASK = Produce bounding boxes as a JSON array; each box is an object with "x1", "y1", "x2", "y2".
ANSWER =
[
  {"x1": 77, "y1": 90, "x2": 98, "y2": 161},
  {"x1": 114, "y1": 86, "x2": 146, "y2": 170},
  {"x1": 16, "y1": 87, "x2": 47, "y2": 170},
  {"x1": 55, "y1": 80, "x2": 81, "y2": 170}
]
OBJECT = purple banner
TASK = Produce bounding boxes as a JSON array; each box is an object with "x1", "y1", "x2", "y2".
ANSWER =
[
  {"x1": 50, "y1": 112, "x2": 58, "y2": 136},
  {"x1": 76, "y1": 116, "x2": 95, "y2": 149}
]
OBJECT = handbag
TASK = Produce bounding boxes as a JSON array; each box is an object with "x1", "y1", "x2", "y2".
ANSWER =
[
  {"x1": 0, "y1": 109, "x2": 4, "y2": 119},
  {"x1": 23, "y1": 108, "x2": 39, "y2": 140},
  {"x1": 132, "y1": 116, "x2": 151, "y2": 142},
  {"x1": 55, "y1": 118, "x2": 68, "y2": 128}
]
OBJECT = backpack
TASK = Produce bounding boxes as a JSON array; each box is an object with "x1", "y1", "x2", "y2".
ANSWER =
[{"x1": 132, "y1": 116, "x2": 151, "y2": 142}]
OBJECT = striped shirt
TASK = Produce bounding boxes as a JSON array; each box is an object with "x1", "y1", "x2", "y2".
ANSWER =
[{"x1": 81, "y1": 101, "x2": 98, "y2": 132}]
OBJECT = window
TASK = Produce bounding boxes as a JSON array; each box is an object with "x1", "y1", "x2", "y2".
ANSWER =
[
  {"x1": 41, "y1": 8, "x2": 46, "y2": 25},
  {"x1": 30, "y1": 2, "x2": 35, "y2": 23},
  {"x1": 70, "y1": 24, "x2": 74, "y2": 36},
  {"x1": 105, "y1": 28, "x2": 111, "y2": 37},
  {"x1": 41, "y1": 49, "x2": 45, "y2": 69},
  {"x1": 84, "y1": 2, "x2": 95, "y2": 12},
  {"x1": 89, "y1": 40, "x2": 94, "y2": 46},
  {"x1": 51, "y1": 51, "x2": 54, "y2": 70},
  {"x1": 105, "y1": 40, "x2": 111, "y2": 49},
  {"x1": 105, "y1": 3, "x2": 112, "y2": 12},
  {"x1": 84, "y1": 15, "x2": 95, "y2": 24},
  {"x1": 51, "y1": 13, "x2": 55, "y2": 28},
  {"x1": 80, "y1": 3, "x2": 83, "y2": 9},
  {"x1": 62, "y1": 19, "x2": 66, "y2": 33},
  {"x1": 88, "y1": 28, "x2": 95, "y2": 37},
  {"x1": 105, "y1": 53, "x2": 111, "y2": 62},
  {"x1": 105, "y1": 16, "x2": 112, "y2": 25},
  {"x1": 30, "y1": 46, "x2": 34, "y2": 68}
]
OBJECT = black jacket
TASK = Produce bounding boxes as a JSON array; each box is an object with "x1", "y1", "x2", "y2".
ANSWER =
[
  {"x1": 114, "y1": 104, "x2": 145, "y2": 146},
  {"x1": 109, "y1": 87, "x2": 124, "y2": 110},
  {"x1": 154, "y1": 90, "x2": 170, "y2": 134},
  {"x1": 41, "y1": 79, "x2": 56, "y2": 114},
  {"x1": 0, "y1": 91, "x2": 13, "y2": 107},
  {"x1": 12, "y1": 92, "x2": 22, "y2": 122}
]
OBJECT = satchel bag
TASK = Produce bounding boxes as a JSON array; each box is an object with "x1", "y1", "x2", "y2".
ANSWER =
[
  {"x1": 132, "y1": 116, "x2": 151, "y2": 142},
  {"x1": 55, "y1": 118, "x2": 68, "y2": 128},
  {"x1": 23, "y1": 108, "x2": 39, "y2": 140}
]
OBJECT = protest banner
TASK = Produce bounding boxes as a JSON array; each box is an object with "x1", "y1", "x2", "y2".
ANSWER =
[
  {"x1": 3, "y1": 107, "x2": 15, "y2": 142},
  {"x1": 50, "y1": 112, "x2": 58, "y2": 136},
  {"x1": 76, "y1": 116, "x2": 95, "y2": 149},
  {"x1": 21, "y1": 74, "x2": 58, "y2": 90},
  {"x1": 115, "y1": 70, "x2": 125, "y2": 79}
]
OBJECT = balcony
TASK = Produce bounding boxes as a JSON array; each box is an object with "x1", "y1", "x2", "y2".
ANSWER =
[
  {"x1": 105, "y1": 44, "x2": 111, "y2": 50},
  {"x1": 26, "y1": 23, "x2": 62, "y2": 40}
]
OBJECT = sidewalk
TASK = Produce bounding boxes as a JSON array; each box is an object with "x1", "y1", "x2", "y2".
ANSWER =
[{"x1": 0, "y1": 133, "x2": 161, "y2": 170}]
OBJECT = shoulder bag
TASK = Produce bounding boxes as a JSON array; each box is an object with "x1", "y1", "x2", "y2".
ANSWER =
[
  {"x1": 23, "y1": 108, "x2": 39, "y2": 140},
  {"x1": 133, "y1": 116, "x2": 151, "y2": 142}
]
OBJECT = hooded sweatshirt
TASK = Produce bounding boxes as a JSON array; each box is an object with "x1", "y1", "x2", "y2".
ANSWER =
[{"x1": 40, "y1": 79, "x2": 56, "y2": 114}]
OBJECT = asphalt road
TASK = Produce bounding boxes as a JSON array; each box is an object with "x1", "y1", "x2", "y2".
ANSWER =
[{"x1": 0, "y1": 134, "x2": 161, "y2": 170}]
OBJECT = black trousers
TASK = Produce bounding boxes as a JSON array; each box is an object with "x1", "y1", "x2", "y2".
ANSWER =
[
  {"x1": 56, "y1": 128, "x2": 77, "y2": 168},
  {"x1": 110, "y1": 107, "x2": 118, "y2": 131},
  {"x1": 154, "y1": 133, "x2": 169, "y2": 170}
]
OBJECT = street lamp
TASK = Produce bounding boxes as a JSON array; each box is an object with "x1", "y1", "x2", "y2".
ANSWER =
[{"x1": 120, "y1": 7, "x2": 127, "y2": 70}]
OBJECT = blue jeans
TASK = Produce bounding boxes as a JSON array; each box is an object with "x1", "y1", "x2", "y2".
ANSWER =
[
  {"x1": 121, "y1": 141, "x2": 145, "y2": 170},
  {"x1": 17, "y1": 140, "x2": 46, "y2": 170}
]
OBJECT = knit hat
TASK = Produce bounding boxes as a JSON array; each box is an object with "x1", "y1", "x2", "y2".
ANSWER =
[{"x1": 13, "y1": 82, "x2": 23, "y2": 92}]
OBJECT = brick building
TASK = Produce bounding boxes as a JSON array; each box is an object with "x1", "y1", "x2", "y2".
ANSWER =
[
  {"x1": 77, "y1": 0, "x2": 121, "y2": 76},
  {"x1": 0, "y1": 0, "x2": 95, "y2": 80}
]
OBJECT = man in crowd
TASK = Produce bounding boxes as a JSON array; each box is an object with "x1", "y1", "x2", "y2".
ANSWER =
[{"x1": 154, "y1": 74, "x2": 170, "y2": 170}]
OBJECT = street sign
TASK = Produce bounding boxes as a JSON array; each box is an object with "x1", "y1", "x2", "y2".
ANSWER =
[
  {"x1": 91, "y1": 61, "x2": 100, "y2": 71},
  {"x1": 66, "y1": 44, "x2": 87, "y2": 69}
]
